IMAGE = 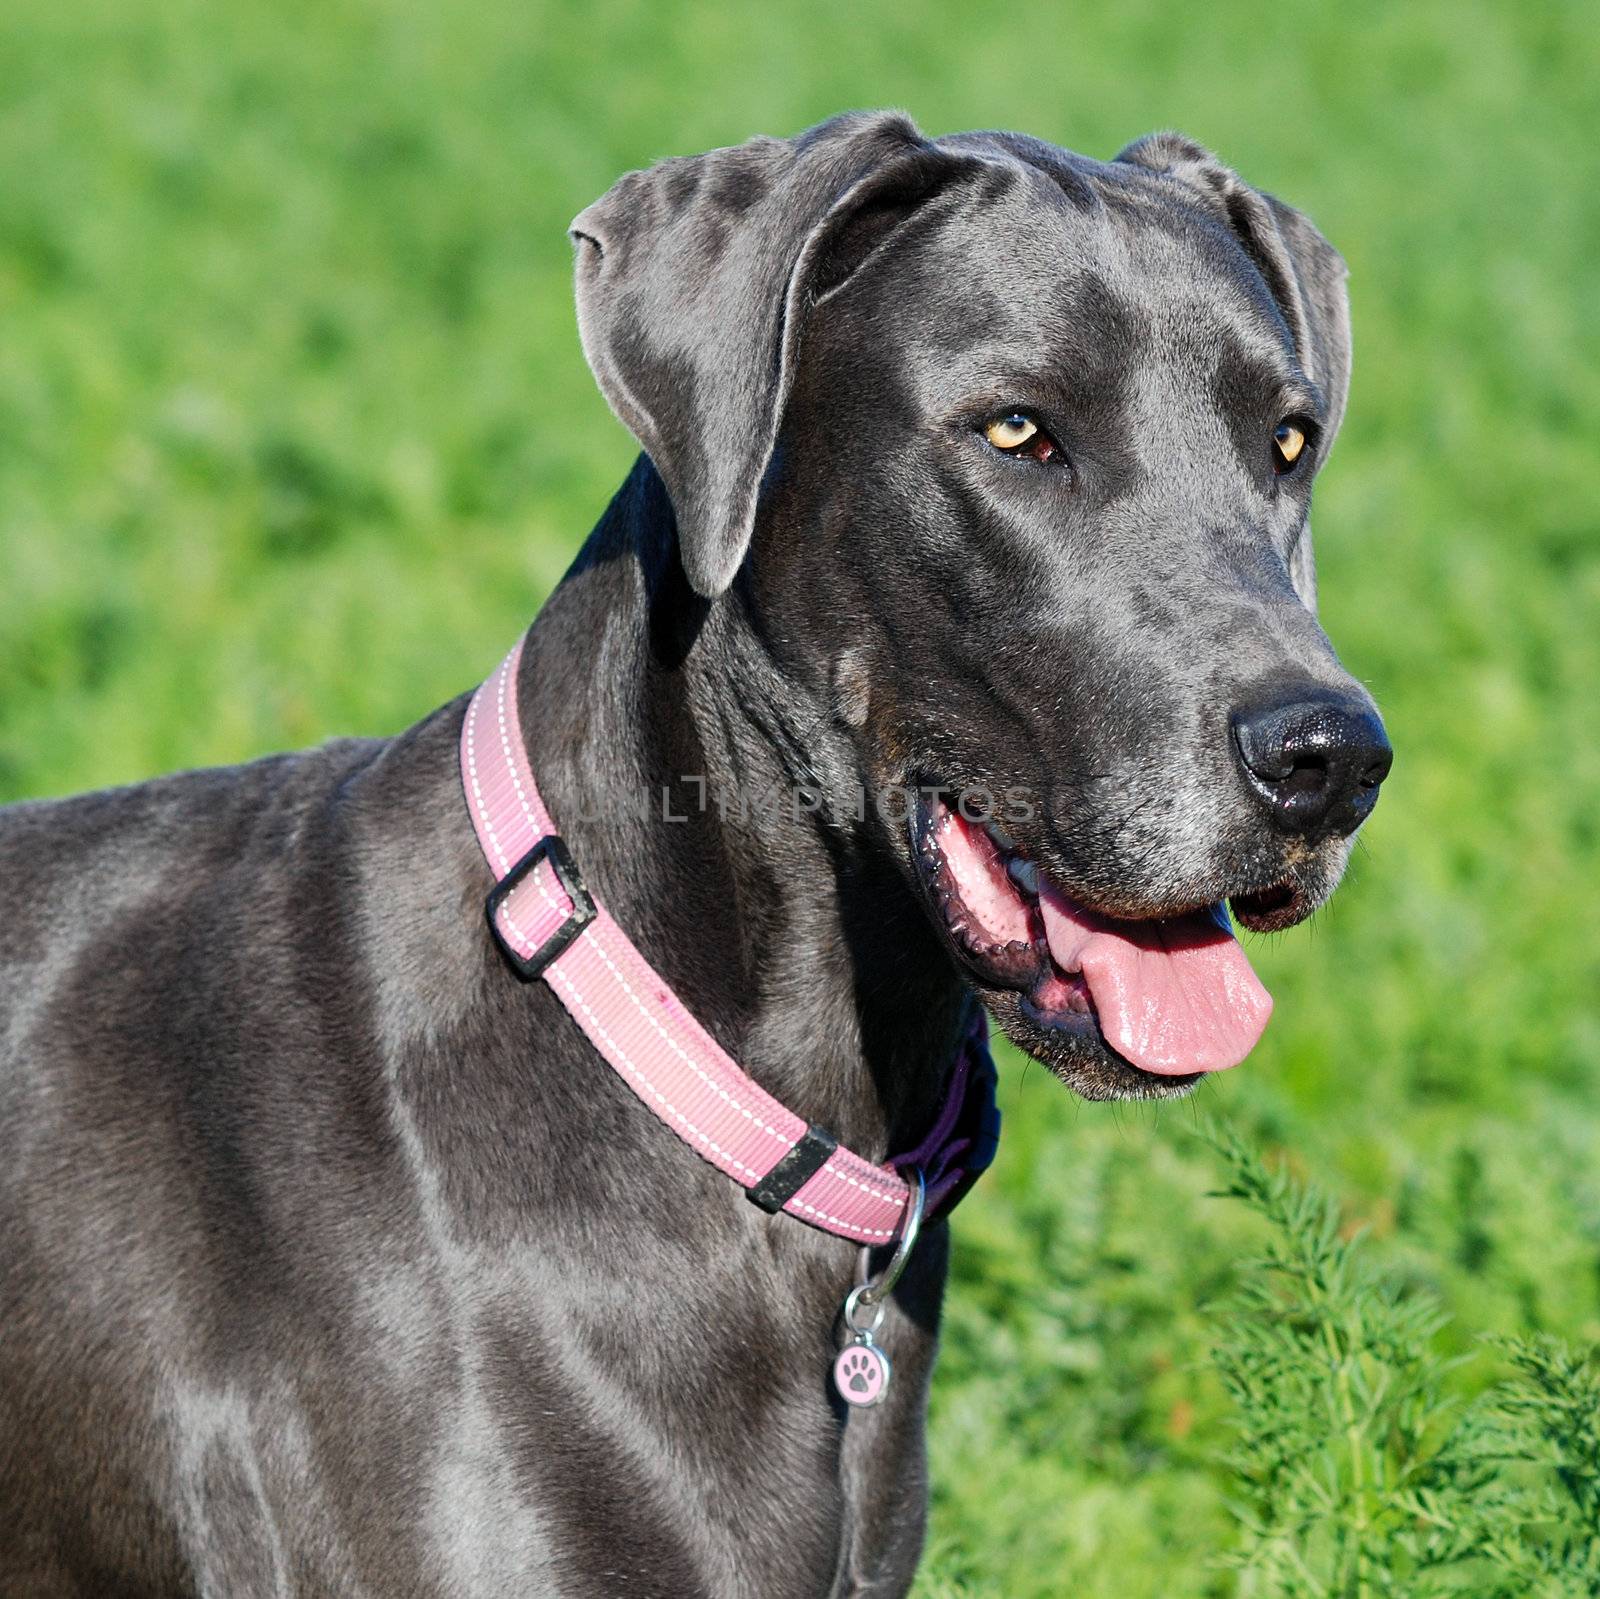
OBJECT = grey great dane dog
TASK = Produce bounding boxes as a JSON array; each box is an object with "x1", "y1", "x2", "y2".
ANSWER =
[{"x1": 0, "y1": 113, "x2": 1390, "y2": 1596}]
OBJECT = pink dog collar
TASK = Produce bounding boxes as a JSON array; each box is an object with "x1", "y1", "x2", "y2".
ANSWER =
[{"x1": 459, "y1": 636, "x2": 998, "y2": 1247}]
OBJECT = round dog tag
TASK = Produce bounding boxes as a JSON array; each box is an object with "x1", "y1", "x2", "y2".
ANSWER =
[{"x1": 833, "y1": 1336, "x2": 891, "y2": 1407}]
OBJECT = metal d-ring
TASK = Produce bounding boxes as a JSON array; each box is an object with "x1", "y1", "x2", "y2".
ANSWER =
[
  {"x1": 842, "y1": 1282, "x2": 887, "y2": 1337},
  {"x1": 855, "y1": 1167, "x2": 926, "y2": 1310}
]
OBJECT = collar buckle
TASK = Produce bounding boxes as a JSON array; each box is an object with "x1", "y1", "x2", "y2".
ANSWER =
[{"x1": 485, "y1": 835, "x2": 596, "y2": 980}]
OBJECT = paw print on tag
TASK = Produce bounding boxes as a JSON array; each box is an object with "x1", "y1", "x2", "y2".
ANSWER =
[{"x1": 832, "y1": 1341, "x2": 890, "y2": 1407}]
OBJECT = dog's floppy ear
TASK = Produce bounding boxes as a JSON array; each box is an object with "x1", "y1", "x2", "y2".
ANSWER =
[
  {"x1": 1116, "y1": 134, "x2": 1352, "y2": 444},
  {"x1": 570, "y1": 112, "x2": 977, "y2": 598},
  {"x1": 1116, "y1": 134, "x2": 1351, "y2": 608}
]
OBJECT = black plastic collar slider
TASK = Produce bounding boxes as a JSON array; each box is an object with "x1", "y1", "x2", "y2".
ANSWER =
[
  {"x1": 485, "y1": 834, "x2": 597, "y2": 981},
  {"x1": 748, "y1": 1124, "x2": 840, "y2": 1213}
]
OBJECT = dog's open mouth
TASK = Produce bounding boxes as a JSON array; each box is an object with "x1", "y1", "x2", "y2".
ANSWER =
[{"x1": 911, "y1": 793, "x2": 1273, "y2": 1084}]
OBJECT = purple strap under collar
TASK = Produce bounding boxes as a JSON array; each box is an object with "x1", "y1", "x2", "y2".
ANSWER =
[
  {"x1": 890, "y1": 1006, "x2": 1001, "y2": 1221},
  {"x1": 459, "y1": 634, "x2": 999, "y2": 1246}
]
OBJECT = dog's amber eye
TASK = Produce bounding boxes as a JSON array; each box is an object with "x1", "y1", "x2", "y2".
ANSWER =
[
  {"x1": 1272, "y1": 422, "x2": 1307, "y2": 471},
  {"x1": 985, "y1": 413, "x2": 1039, "y2": 451},
  {"x1": 984, "y1": 412, "x2": 1060, "y2": 464}
]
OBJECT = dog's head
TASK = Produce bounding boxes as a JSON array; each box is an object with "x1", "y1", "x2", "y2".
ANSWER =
[{"x1": 569, "y1": 112, "x2": 1391, "y2": 1101}]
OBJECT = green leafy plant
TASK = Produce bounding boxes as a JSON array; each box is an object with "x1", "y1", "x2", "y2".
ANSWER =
[{"x1": 1207, "y1": 1126, "x2": 1600, "y2": 1597}]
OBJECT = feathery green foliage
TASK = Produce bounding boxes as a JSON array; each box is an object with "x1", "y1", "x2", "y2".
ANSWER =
[{"x1": 1208, "y1": 1129, "x2": 1600, "y2": 1597}]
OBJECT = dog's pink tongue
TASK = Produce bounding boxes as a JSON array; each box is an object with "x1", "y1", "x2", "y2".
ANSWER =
[{"x1": 1037, "y1": 887, "x2": 1272, "y2": 1075}]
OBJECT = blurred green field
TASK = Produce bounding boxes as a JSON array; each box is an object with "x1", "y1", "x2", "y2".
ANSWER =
[{"x1": 2, "y1": 1, "x2": 1597, "y2": 1593}]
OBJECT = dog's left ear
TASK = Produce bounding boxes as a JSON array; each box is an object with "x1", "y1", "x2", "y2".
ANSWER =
[
  {"x1": 1116, "y1": 135, "x2": 1351, "y2": 441},
  {"x1": 570, "y1": 112, "x2": 983, "y2": 598},
  {"x1": 1116, "y1": 134, "x2": 1351, "y2": 608}
]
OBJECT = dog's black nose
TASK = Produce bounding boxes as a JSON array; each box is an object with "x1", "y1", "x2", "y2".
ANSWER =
[{"x1": 1231, "y1": 693, "x2": 1392, "y2": 838}]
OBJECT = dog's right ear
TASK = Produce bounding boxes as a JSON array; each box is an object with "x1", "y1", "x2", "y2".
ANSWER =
[{"x1": 570, "y1": 113, "x2": 984, "y2": 598}]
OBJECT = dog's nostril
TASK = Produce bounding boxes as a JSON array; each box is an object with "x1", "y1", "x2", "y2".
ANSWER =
[
  {"x1": 1359, "y1": 747, "x2": 1395, "y2": 790},
  {"x1": 1278, "y1": 760, "x2": 1328, "y2": 799},
  {"x1": 1231, "y1": 694, "x2": 1392, "y2": 838}
]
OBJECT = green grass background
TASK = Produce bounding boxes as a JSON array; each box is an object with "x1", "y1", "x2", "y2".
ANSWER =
[{"x1": 2, "y1": 1, "x2": 1596, "y2": 1592}]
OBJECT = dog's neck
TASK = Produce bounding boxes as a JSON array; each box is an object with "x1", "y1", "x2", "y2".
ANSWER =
[{"x1": 513, "y1": 457, "x2": 969, "y2": 1160}]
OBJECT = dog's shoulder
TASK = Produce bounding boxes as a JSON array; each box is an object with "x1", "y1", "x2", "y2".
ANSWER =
[
  {"x1": 0, "y1": 737, "x2": 400, "y2": 1038},
  {"x1": 0, "y1": 737, "x2": 387, "y2": 904}
]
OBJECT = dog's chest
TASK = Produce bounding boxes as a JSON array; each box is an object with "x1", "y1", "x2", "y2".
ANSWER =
[{"x1": 180, "y1": 1267, "x2": 941, "y2": 1599}]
